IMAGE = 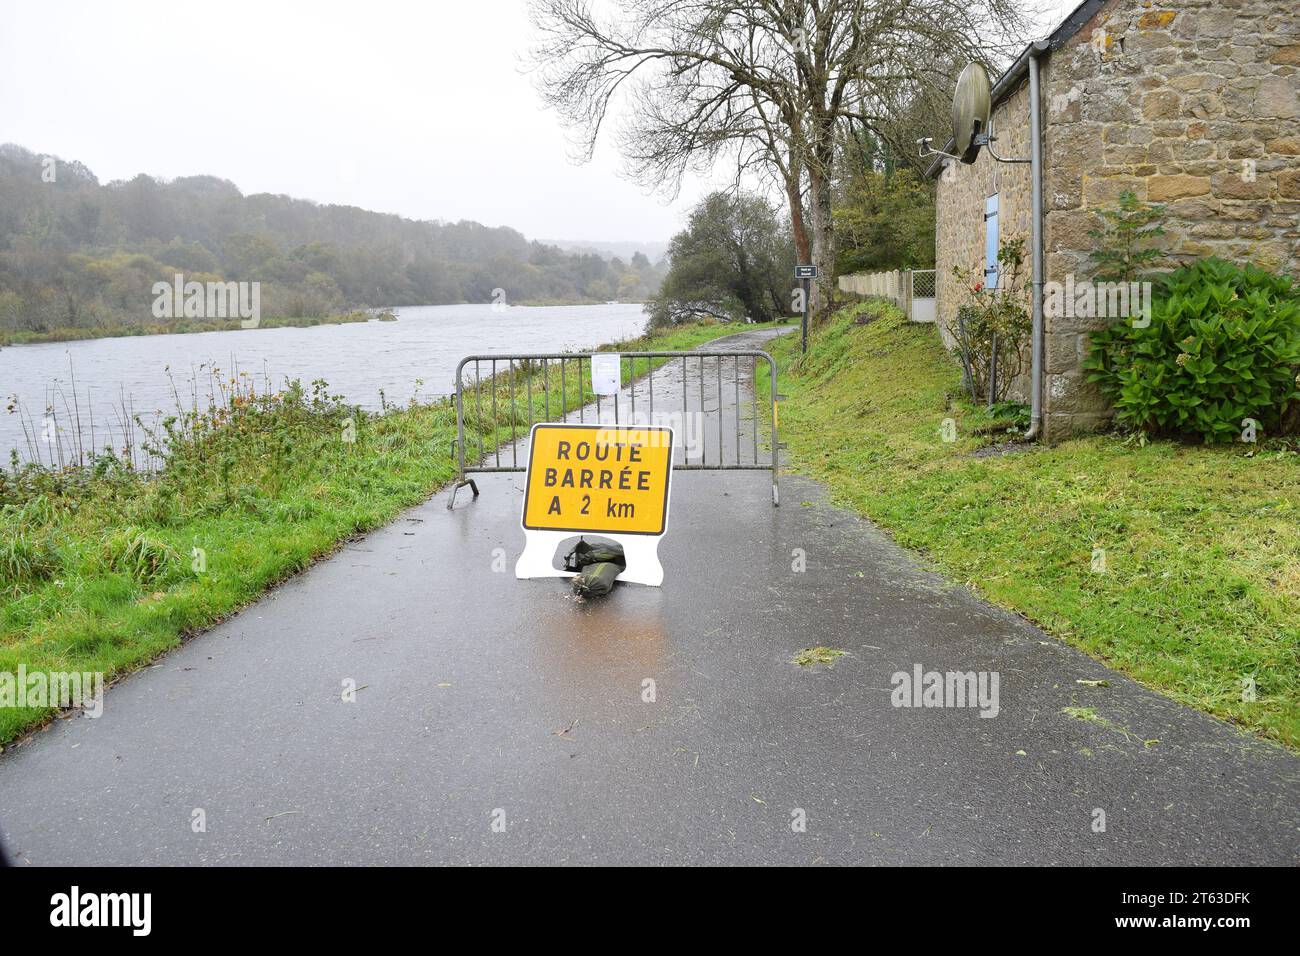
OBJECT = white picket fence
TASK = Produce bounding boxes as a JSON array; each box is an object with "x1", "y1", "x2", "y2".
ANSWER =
[{"x1": 838, "y1": 268, "x2": 936, "y2": 323}]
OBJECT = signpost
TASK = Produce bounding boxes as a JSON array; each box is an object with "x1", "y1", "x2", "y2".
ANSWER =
[
  {"x1": 795, "y1": 264, "x2": 816, "y2": 353},
  {"x1": 515, "y1": 422, "x2": 674, "y2": 586}
]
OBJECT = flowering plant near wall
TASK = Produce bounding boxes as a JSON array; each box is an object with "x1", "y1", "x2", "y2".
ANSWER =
[{"x1": 947, "y1": 238, "x2": 1032, "y2": 403}]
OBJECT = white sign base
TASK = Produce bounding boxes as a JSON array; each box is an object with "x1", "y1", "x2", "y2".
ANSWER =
[{"x1": 515, "y1": 530, "x2": 665, "y2": 587}]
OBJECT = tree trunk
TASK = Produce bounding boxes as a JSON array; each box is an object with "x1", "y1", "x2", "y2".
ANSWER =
[
  {"x1": 807, "y1": 161, "x2": 836, "y2": 324},
  {"x1": 785, "y1": 174, "x2": 810, "y2": 266}
]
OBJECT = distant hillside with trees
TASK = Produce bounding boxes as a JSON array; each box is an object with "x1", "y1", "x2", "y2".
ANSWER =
[
  {"x1": 540, "y1": 238, "x2": 671, "y2": 264},
  {"x1": 0, "y1": 144, "x2": 668, "y2": 338}
]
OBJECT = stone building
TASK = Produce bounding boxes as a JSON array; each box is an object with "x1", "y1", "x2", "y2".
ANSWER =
[{"x1": 929, "y1": 0, "x2": 1299, "y2": 439}]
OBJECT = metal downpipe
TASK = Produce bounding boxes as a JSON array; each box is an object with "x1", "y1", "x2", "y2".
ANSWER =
[{"x1": 1024, "y1": 45, "x2": 1046, "y2": 442}]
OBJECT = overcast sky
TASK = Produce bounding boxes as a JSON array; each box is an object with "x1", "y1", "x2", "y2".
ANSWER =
[{"x1": 0, "y1": 0, "x2": 1078, "y2": 245}]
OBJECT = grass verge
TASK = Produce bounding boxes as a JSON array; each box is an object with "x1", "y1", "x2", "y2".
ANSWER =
[
  {"x1": 0, "y1": 319, "x2": 757, "y2": 744},
  {"x1": 764, "y1": 300, "x2": 1300, "y2": 748}
]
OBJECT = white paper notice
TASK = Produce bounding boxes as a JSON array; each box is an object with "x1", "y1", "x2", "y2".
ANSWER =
[{"x1": 591, "y1": 353, "x2": 621, "y2": 396}]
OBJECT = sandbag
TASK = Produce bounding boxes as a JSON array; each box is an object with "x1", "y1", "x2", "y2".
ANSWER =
[
  {"x1": 563, "y1": 537, "x2": 626, "y2": 572},
  {"x1": 572, "y1": 561, "x2": 622, "y2": 597}
]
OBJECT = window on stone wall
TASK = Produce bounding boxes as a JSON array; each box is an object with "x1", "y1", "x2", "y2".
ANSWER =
[{"x1": 984, "y1": 194, "x2": 1000, "y2": 290}]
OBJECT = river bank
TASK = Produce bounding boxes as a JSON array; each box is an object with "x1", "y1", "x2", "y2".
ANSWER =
[
  {"x1": 0, "y1": 319, "x2": 761, "y2": 745},
  {"x1": 0, "y1": 310, "x2": 394, "y2": 347},
  {"x1": 1, "y1": 302, "x2": 653, "y2": 467}
]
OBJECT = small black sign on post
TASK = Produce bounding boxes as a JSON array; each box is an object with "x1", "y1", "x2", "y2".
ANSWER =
[{"x1": 795, "y1": 265, "x2": 817, "y2": 353}]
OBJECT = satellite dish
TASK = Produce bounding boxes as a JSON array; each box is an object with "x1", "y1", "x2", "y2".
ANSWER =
[{"x1": 952, "y1": 62, "x2": 992, "y2": 164}]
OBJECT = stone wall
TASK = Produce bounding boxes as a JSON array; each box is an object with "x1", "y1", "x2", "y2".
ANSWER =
[
  {"x1": 934, "y1": 0, "x2": 1300, "y2": 440},
  {"x1": 934, "y1": 76, "x2": 1037, "y2": 403},
  {"x1": 1043, "y1": 0, "x2": 1300, "y2": 438}
]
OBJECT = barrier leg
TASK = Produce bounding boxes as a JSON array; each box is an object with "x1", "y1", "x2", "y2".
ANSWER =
[{"x1": 447, "y1": 477, "x2": 479, "y2": 510}]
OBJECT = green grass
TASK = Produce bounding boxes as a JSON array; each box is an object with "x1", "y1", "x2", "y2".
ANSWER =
[
  {"x1": 765, "y1": 300, "x2": 1300, "y2": 747},
  {"x1": 0, "y1": 319, "x2": 753, "y2": 744},
  {"x1": 0, "y1": 310, "x2": 391, "y2": 346},
  {"x1": 793, "y1": 646, "x2": 847, "y2": 667}
]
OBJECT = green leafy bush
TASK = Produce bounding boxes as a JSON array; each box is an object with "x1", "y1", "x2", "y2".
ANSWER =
[{"x1": 1084, "y1": 258, "x2": 1300, "y2": 442}]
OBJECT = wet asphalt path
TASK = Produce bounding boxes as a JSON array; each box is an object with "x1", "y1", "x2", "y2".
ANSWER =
[{"x1": 1, "y1": 328, "x2": 1297, "y2": 865}]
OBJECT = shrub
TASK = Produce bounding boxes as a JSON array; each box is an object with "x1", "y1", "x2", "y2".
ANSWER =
[{"x1": 1084, "y1": 258, "x2": 1300, "y2": 442}]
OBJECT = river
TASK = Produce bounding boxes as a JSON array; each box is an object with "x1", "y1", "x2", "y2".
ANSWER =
[{"x1": 0, "y1": 303, "x2": 649, "y2": 466}]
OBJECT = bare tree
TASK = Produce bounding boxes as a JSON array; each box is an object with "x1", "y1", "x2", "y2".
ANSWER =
[
  {"x1": 527, "y1": 0, "x2": 1026, "y2": 320},
  {"x1": 620, "y1": 62, "x2": 814, "y2": 266}
]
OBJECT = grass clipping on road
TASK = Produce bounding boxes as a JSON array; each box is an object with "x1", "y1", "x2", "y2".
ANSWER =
[
  {"x1": 0, "y1": 320, "x2": 758, "y2": 745},
  {"x1": 765, "y1": 301, "x2": 1300, "y2": 748}
]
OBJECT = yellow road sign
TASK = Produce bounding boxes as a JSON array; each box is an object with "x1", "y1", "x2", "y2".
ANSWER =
[{"x1": 521, "y1": 423, "x2": 673, "y2": 535}]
